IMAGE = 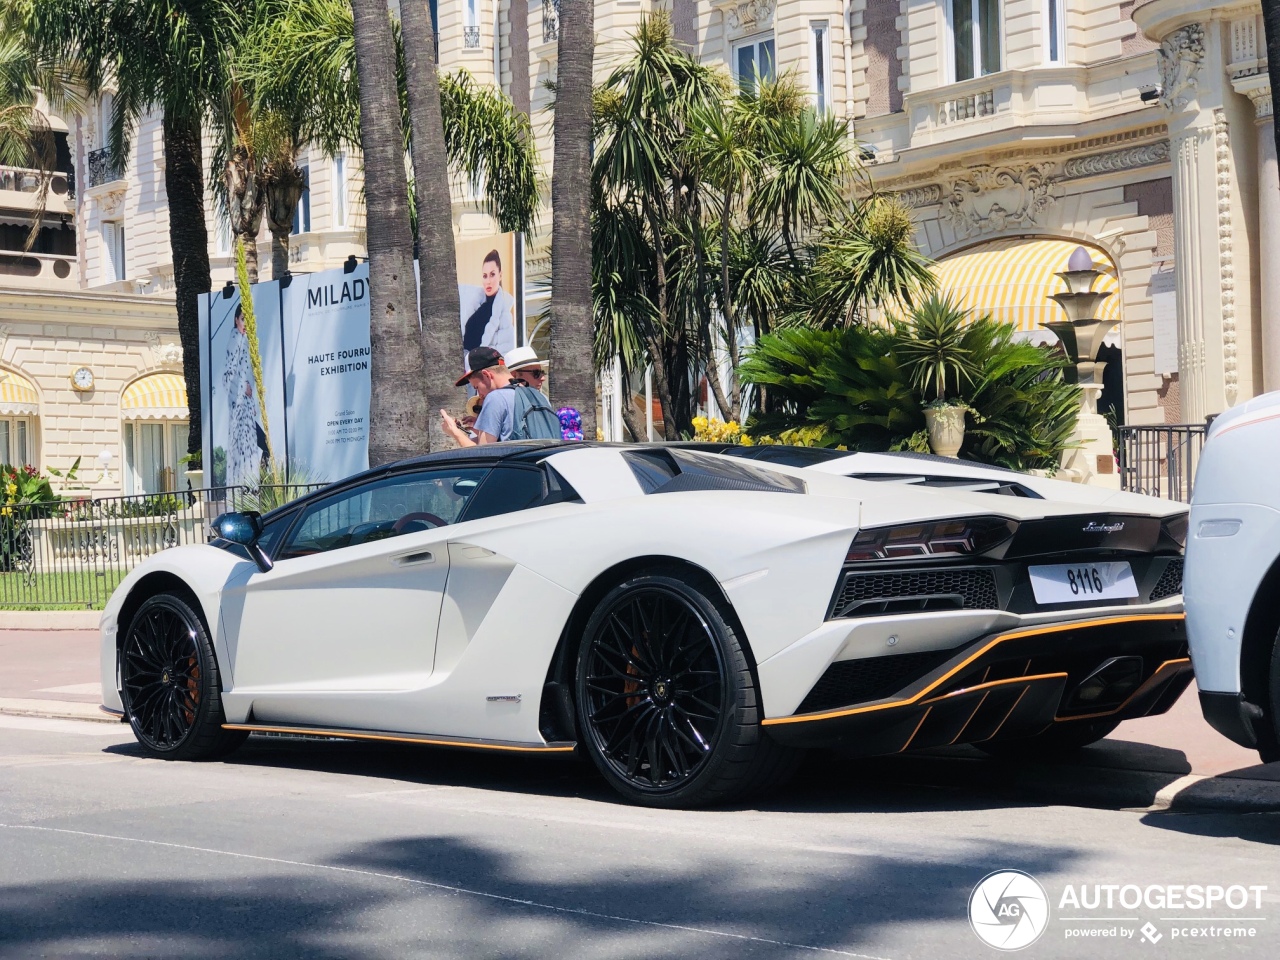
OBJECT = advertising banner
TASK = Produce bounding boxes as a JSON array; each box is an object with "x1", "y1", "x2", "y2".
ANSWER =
[
  {"x1": 200, "y1": 233, "x2": 522, "y2": 488},
  {"x1": 457, "y1": 233, "x2": 523, "y2": 372},
  {"x1": 200, "y1": 280, "x2": 286, "y2": 489},
  {"x1": 281, "y1": 263, "x2": 372, "y2": 482}
]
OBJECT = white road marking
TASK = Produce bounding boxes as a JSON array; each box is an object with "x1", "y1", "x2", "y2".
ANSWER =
[
  {"x1": 35, "y1": 683, "x2": 103, "y2": 696},
  {"x1": 0, "y1": 822, "x2": 893, "y2": 959},
  {"x1": 0, "y1": 715, "x2": 125, "y2": 736},
  {"x1": 0, "y1": 754, "x2": 125, "y2": 769}
]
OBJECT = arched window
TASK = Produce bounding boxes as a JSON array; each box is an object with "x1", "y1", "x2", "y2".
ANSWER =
[
  {"x1": 121, "y1": 373, "x2": 189, "y2": 494},
  {"x1": 0, "y1": 369, "x2": 38, "y2": 467}
]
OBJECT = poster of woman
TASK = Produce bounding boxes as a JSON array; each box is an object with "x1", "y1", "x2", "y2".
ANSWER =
[
  {"x1": 200, "y1": 282, "x2": 285, "y2": 489},
  {"x1": 457, "y1": 233, "x2": 521, "y2": 370}
]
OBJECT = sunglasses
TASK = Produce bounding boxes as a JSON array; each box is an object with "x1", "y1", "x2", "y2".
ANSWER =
[{"x1": 522, "y1": 368, "x2": 546, "y2": 378}]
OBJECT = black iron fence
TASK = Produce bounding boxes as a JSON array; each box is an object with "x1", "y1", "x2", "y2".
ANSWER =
[
  {"x1": 0, "y1": 484, "x2": 324, "y2": 610},
  {"x1": 1117, "y1": 423, "x2": 1208, "y2": 503}
]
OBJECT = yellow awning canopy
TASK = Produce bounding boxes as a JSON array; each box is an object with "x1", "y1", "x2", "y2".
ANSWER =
[
  {"x1": 121, "y1": 373, "x2": 188, "y2": 420},
  {"x1": 934, "y1": 238, "x2": 1120, "y2": 334},
  {"x1": 0, "y1": 370, "x2": 38, "y2": 417}
]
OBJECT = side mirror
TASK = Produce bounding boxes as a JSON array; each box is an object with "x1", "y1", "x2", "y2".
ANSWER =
[{"x1": 211, "y1": 511, "x2": 272, "y2": 572}]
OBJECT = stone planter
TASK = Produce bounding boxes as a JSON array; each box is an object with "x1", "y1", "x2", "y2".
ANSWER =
[
  {"x1": 184, "y1": 468, "x2": 204, "y2": 491},
  {"x1": 923, "y1": 405, "x2": 966, "y2": 458}
]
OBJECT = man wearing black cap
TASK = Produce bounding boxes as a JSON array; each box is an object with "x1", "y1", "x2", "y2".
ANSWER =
[{"x1": 440, "y1": 346, "x2": 514, "y2": 446}]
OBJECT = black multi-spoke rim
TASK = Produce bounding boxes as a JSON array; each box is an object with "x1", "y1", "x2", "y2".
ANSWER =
[
  {"x1": 582, "y1": 587, "x2": 728, "y2": 791},
  {"x1": 123, "y1": 601, "x2": 202, "y2": 750}
]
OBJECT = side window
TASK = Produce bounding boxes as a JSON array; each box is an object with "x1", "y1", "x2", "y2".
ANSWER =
[
  {"x1": 461, "y1": 466, "x2": 548, "y2": 523},
  {"x1": 460, "y1": 464, "x2": 581, "y2": 522},
  {"x1": 278, "y1": 468, "x2": 490, "y2": 559}
]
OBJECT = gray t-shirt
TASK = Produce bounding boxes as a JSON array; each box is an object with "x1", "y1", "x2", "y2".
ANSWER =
[{"x1": 473, "y1": 386, "x2": 518, "y2": 441}]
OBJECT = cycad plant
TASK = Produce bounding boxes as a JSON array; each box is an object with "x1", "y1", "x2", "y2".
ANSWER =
[
  {"x1": 739, "y1": 309, "x2": 1080, "y2": 472},
  {"x1": 895, "y1": 293, "x2": 977, "y2": 406}
]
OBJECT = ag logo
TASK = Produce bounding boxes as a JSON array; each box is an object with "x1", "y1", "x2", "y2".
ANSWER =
[{"x1": 969, "y1": 870, "x2": 1050, "y2": 951}]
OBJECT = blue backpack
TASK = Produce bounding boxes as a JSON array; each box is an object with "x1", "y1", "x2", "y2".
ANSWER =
[{"x1": 504, "y1": 383, "x2": 563, "y2": 440}]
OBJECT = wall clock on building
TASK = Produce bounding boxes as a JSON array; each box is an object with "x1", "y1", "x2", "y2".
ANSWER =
[{"x1": 70, "y1": 366, "x2": 95, "y2": 392}]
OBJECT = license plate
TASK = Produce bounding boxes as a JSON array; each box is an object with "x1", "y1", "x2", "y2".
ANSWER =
[{"x1": 1028, "y1": 561, "x2": 1138, "y2": 605}]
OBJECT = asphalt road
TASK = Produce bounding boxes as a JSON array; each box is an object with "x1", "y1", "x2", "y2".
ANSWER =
[{"x1": 1, "y1": 714, "x2": 1278, "y2": 960}]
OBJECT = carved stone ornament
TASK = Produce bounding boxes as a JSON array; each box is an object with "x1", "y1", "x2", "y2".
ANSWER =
[
  {"x1": 894, "y1": 184, "x2": 944, "y2": 208},
  {"x1": 1158, "y1": 24, "x2": 1205, "y2": 110},
  {"x1": 143, "y1": 330, "x2": 183, "y2": 366},
  {"x1": 941, "y1": 163, "x2": 1059, "y2": 238},
  {"x1": 715, "y1": 0, "x2": 776, "y2": 33},
  {"x1": 97, "y1": 185, "x2": 127, "y2": 216},
  {"x1": 1062, "y1": 141, "x2": 1171, "y2": 179}
]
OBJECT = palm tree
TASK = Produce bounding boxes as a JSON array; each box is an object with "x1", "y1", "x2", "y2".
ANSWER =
[
  {"x1": 10, "y1": 0, "x2": 232, "y2": 461},
  {"x1": 349, "y1": 0, "x2": 423, "y2": 465},
  {"x1": 242, "y1": 0, "x2": 539, "y2": 451},
  {"x1": 551, "y1": 0, "x2": 596, "y2": 439},
  {"x1": 0, "y1": 24, "x2": 77, "y2": 249},
  {"x1": 400, "y1": 0, "x2": 461, "y2": 453}
]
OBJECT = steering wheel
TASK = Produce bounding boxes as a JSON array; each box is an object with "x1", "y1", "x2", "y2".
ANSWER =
[{"x1": 392, "y1": 512, "x2": 448, "y2": 534}]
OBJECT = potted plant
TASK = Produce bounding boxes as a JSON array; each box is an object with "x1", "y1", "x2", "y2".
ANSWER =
[
  {"x1": 896, "y1": 294, "x2": 976, "y2": 458},
  {"x1": 180, "y1": 452, "x2": 204, "y2": 491}
]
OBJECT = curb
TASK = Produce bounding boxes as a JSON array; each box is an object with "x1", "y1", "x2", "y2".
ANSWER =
[
  {"x1": 0, "y1": 698, "x2": 119, "y2": 724},
  {"x1": 0, "y1": 611, "x2": 101, "y2": 630},
  {"x1": 858, "y1": 751, "x2": 1280, "y2": 816}
]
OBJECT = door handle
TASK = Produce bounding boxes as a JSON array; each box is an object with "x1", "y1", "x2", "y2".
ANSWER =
[{"x1": 393, "y1": 550, "x2": 434, "y2": 566}]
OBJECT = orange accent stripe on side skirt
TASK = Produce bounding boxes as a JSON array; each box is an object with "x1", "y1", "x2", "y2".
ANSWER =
[
  {"x1": 762, "y1": 613, "x2": 1184, "y2": 727},
  {"x1": 898, "y1": 707, "x2": 933, "y2": 752},
  {"x1": 221, "y1": 723, "x2": 577, "y2": 753},
  {"x1": 1052, "y1": 657, "x2": 1192, "y2": 723}
]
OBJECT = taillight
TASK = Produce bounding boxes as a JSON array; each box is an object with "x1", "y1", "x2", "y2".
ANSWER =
[
  {"x1": 846, "y1": 516, "x2": 1017, "y2": 562},
  {"x1": 1160, "y1": 514, "x2": 1188, "y2": 551}
]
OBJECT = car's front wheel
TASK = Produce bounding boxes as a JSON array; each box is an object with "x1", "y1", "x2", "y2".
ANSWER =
[
  {"x1": 120, "y1": 592, "x2": 247, "y2": 761},
  {"x1": 574, "y1": 571, "x2": 798, "y2": 808}
]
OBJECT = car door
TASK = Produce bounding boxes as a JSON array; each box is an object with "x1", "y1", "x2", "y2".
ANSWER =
[{"x1": 220, "y1": 467, "x2": 491, "y2": 721}]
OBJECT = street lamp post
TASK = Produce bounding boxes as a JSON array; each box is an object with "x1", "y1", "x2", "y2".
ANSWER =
[{"x1": 1043, "y1": 246, "x2": 1121, "y2": 488}]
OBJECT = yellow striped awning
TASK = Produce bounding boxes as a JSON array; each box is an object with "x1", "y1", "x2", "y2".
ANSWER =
[
  {"x1": 0, "y1": 370, "x2": 38, "y2": 416},
  {"x1": 121, "y1": 373, "x2": 188, "y2": 420},
  {"x1": 934, "y1": 238, "x2": 1120, "y2": 337}
]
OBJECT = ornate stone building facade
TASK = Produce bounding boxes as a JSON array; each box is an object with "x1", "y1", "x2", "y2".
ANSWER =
[{"x1": 4, "y1": 1, "x2": 1270, "y2": 486}]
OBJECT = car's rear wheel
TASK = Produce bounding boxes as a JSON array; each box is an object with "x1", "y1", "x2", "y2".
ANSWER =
[
  {"x1": 574, "y1": 572, "x2": 799, "y2": 808},
  {"x1": 121, "y1": 592, "x2": 247, "y2": 761},
  {"x1": 974, "y1": 718, "x2": 1121, "y2": 759}
]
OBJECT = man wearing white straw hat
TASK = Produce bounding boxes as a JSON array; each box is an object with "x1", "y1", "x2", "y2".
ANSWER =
[{"x1": 503, "y1": 346, "x2": 548, "y2": 393}]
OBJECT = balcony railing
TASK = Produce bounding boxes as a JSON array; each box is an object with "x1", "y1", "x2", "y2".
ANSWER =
[
  {"x1": 463, "y1": 25, "x2": 481, "y2": 49},
  {"x1": 1118, "y1": 424, "x2": 1208, "y2": 503},
  {"x1": 0, "y1": 165, "x2": 73, "y2": 198},
  {"x1": 938, "y1": 89, "x2": 996, "y2": 125},
  {"x1": 0, "y1": 251, "x2": 77, "y2": 287},
  {"x1": 543, "y1": 0, "x2": 560, "y2": 44},
  {"x1": 86, "y1": 147, "x2": 124, "y2": 189}
]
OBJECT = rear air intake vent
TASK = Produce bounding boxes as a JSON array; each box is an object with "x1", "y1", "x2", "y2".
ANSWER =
[
  {"x1": 1149, "y1": 558, "x2": 1183, "y2": 602},
  {"x1": 831, "y1": 568, "x2": 999, "y2": 618},
  {"x1": 796, "y1": 649, "x2": 957, "y2": 714}
]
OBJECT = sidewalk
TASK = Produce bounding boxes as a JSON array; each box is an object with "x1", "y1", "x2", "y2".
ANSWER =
[{"x1": 2, "y1": 627, "x2": 1278, "y2": 811}]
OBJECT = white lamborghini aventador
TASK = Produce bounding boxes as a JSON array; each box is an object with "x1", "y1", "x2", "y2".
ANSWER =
[{"x1": 101, "y1": 442, "x2": 1190, "y2": 807}]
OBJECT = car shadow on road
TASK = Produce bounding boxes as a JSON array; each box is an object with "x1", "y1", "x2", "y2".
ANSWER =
[
  {"x1": 104, "y1": 733, "x2": 1198, "y2": 816},
  {"x1": 1137, "y1": 809, "x2": 1280, "y2": 846}
]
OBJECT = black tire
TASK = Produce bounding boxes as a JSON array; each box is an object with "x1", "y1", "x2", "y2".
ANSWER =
[
  {"x1": 975, "y1": 718, "x2": 1121, "y2": 759},
  {"x1": 120, "y1": 592, "x2": 247, "y2": 761},
  {"x1": 1259, "y1": 627, "x2": 1280, "y2": 764},
  {"x1": 574, "y1": 571, "x2": 800, "y2": 808}
]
